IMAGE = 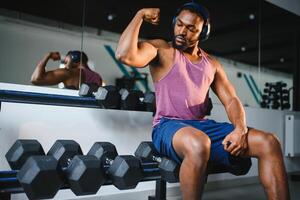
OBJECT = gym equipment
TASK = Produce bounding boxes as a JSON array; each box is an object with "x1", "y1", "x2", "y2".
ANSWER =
[
  {"x1": 173, "y1": 2, "x2": 210, "y2": 42},
  {"x1": 119, "y1": 88, "x2": 145, "y2": 111},
  {"x1": 143, "y1": 91, "x2": 156, "y2": 113},
  {"x1": 65, "y1": 155, "x2": 103, "y2": 196},
  {"x1": 17, "y1": 140, "x2": 83, "y2": 199},
  {"x1": 94, "y1": 86, "x2": 121, "y2": 109},
  {"x1": 87, "y1": 142, "x2": 143, "y2": 190},
  {"x1": 79, "y1": 83, "x2": 121, "y2": 109},
  {"x1": 135, "y1": 142, "x2": 179, "y2": 183},
  {"x1": 1, "y1": 139, "x2": 252, "y2": 200},
  {"x1": 5, "y1": 140, "x2": 45, "y2": 170},
  {"x1": 78, "y1": 83, "x2": 99, "y2": 97}
]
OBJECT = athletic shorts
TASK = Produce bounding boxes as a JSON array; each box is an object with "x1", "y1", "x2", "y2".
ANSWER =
[{"x1": 152, "y1": 117, "x2": 252, "y2": 175}]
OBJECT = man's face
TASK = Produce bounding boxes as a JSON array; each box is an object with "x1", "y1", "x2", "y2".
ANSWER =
[
  {"x1": 64, "y1": 55, "x2": 77, "y2": 68},
  {"x1": 173, "y1": 10, "x2": 204, "y2": 51}
]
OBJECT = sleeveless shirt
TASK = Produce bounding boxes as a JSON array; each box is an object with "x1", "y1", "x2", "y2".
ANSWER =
[{"x1": 153, "y1": 49, "x2": 214, "y2": 126}]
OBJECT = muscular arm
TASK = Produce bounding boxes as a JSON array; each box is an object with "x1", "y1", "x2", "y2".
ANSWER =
[
  {"x1": 115, "y1": 8, "x2": 161, "y2": 67},
  {"x1": 211, "y1": 60, "x2": 247, "y2": 133},
  {"x1": 31, "y1": 52, "x2": 70, "y2": 86},
  {"x1": 211, "y1": 59, "x2": 249, "y2": 155}
]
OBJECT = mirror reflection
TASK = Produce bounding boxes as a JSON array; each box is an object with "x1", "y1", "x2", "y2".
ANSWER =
[{"x1": 0, "y1": 0, "x2": 87, "y2": 89}]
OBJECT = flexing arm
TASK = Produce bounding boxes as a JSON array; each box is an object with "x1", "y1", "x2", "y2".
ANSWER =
[
  {"x1": 115, "y1": 8, "x2": 161, "y2": 67},
  {"x1": 31, "y1": 52, "x2": 70, "y2": 85},
  {"x1": 211, "y1": 59, "x2": 248, "y2": 156}
]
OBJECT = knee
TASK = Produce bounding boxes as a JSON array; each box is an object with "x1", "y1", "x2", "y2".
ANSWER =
[
  {"x1": 262, "y1": 132, "x2": 282, "y2": 154},
  {"x1": 184, "y1": 133, "x2": 211, "y2": 161}
]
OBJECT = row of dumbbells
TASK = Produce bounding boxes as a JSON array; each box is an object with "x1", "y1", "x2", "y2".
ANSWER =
[
  {"x1": 79, "y1": 83, "x2": 156, "y2": 112},
  {"x1": 3, "y1": 140, "x2": 179, "y2": 199}
]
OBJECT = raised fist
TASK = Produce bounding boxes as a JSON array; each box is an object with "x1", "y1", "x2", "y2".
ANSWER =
[
  {"x1": 48, "y1": 52, "x2": 61, "y2": 61},
  {"x1": 141, "y1": 8, "x2": 160, "y2": 25}
]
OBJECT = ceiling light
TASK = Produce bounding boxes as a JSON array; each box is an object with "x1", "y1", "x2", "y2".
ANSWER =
[
  {"x1": 280, "y1": 58, "x2": 285, "y2": 63},
  {"x1": 249, "y1": 14, "x2": 255, "y2": 20},
  {"x1": 241, "y1": 46, "x2": 246, "y2": 52},
  {"x1": 107, "y1": 14, "x2": 116, "y2": 21}
]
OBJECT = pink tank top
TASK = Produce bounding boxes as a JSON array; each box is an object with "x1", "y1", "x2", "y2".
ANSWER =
[
  {"x1": 81, "y1": 67, "x2": 102, "y2": 87},
  {"x1": 153, "y1": 49, "x2": 214, "y2": 127}
]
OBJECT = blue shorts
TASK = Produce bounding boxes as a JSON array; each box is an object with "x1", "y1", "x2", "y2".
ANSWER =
[{"x1": 152, "y1": 117, "x2": 251, "y2": 175}]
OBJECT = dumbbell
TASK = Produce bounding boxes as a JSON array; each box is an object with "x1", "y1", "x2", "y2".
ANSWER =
[
  {"x1": 134, "y1": 142, "x2": 179, "y2": 183},
  {"x1": 79, "y1": 83, "x2": 121, "y2": 109},
  {"x1": 119, "y1": 88, "x2": 145, "y2": 111},
  {"x1": 5, "y1": 140, "x2": 45, "y2": 170},
  {"x1": 17, "y1": 140, "x2": 84, "y2": 199},
  {"x1": 143, "y1": 91, "x2": 156, "y2": 113},
  {"x1": 85, "y1": 142, "x2": 143, "y2": 190},
  {"x1": 78, "y1": 83, "x2": 99, "y2": 97}
]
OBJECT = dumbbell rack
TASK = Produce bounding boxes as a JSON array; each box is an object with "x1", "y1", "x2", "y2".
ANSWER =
[{"x1": 0, "y1": 169, "x2": 168, "y2": 200}]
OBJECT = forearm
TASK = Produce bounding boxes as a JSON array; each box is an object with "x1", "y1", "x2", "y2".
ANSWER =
[
  {"x1": 225, "y1": 97, "x2": 248, "y2": 133},
  {"x1": 31, "y1": 54, "x2": 50, "y2": 83},
  {"x1": 115, "y1": 10, "x2": 144, "y2": 61}
]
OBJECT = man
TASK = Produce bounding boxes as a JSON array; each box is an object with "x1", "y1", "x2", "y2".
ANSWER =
[
  {"x1": 116, "y1": 2, "x2": 290, "y2": 200},
  {"x1": 31, "y1": 51, "x2": 103, "y2": 89}
]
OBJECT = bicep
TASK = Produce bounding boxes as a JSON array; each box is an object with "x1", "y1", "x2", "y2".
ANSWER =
[
  {"x1": 36, "y1": 69, "x2": 70, "y2": 85},
  {"x1": 119, "y1": 40, "x2": 159, "y2": 68}
]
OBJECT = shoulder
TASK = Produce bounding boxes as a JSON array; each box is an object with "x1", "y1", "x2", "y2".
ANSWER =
[{"x1": 201, "y1": 49, "x2": 222, "y2": 72}]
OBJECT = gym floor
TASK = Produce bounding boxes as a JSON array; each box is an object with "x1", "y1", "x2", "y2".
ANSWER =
[
  {"x1": 200, "y1": 179, "x2": 300, "y2": 200},
  {"x1": 59, "y1": 176, "x2": 299, "y2": 200}
]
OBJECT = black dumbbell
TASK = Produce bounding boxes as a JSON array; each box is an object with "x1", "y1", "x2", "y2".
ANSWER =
[
  {"x1": 143, "y1": 91, "x2": 156, "y2": 113},
  {"x1": 134, "y1": 142, "x2": 179, "y2": 183},
  {"x1": 78, "y1": 83, "x2": 99, "y2": 97},
  {"x1": 79, "y1": 83, "x2": 121, "y2": 109},
  {"x1": 17, "y1": 140, "x2": 84, "y2": 199},
  {"x1": 119, "y1": 88, "x2": 145, "y2": 110},
  {"x1": 86, "y1": 142, "x2": 143, "y2": 190},
  {"x1": 94, "y1": 85, "x2": 121, "y2": 109},
  {"x1": 5, "y1": 140, "x2": 45, "y2": 170}
]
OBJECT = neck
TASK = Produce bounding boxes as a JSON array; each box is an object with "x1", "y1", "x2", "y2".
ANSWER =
[{"x1": 182, "y1": 45, "x2": 201, "y2": 57}]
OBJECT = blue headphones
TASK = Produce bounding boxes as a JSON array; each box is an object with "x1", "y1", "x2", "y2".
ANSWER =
[
  {"x1": 67, "y1": 51, "x2": 81, "y2": 63},
  {"x1": 173, "y1": 2, "x2": 211, "y2": 42}
]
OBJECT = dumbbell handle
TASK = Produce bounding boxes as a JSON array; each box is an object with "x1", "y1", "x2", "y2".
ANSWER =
[
  {"x1": 152, "y1": 155, "x2": 162, "y2": 163},
  {"x1": 104, "y1": 157, "x2": 114, "y2": 166},
  {"x1": 103, "y1": 157, "x2": 160, "y2": 173}
]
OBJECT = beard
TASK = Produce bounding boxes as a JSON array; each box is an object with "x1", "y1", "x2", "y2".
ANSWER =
[{"x1": 172, "y1": 35, "x2": 199, "y2": 51}]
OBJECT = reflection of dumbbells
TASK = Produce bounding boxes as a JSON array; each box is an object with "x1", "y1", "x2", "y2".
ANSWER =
[
  {"x1": 119, "y1": 88, "x2": 145, "y2": 110},
  {"x1": 79, "y1": 83, "x2": 121, "y2": 109},
  {"x1": 12, "y1": 140, "x2": 84, "y2": 199},
  {"x1": 119, "y1": 88, "x2": 156, "y2": 112},
  {"x1": 86, "y1": 142, "x2": 143, "y2": 189},
  {"x1": 134, "y1": 142, "x2": 179, "y2": 183},
  {"x1": 143, "y1": 91, "x2": 156, "y2": 113}
]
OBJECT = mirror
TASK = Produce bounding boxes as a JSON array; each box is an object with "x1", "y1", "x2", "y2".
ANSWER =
[
  {"x1": 1, "y1": 0, "x2": 298, "y2": 111},
  {"x1": 258, "y1": 0, "x2": 297, "y2": 111},
  {"x1": 0, "y1": 0, "x2": 86, "y2": 90}
]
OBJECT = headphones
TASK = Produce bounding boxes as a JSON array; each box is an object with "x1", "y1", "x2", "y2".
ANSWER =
[
  {"x1": 66, "y1": 50, "x2": 89, "y2": 63},
  {"x1": 173, "y1": 2, "x2": 211, "y2": 42},
  {"x1": 67, "y1": 51, "x2": 81, "y2": 63}
]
